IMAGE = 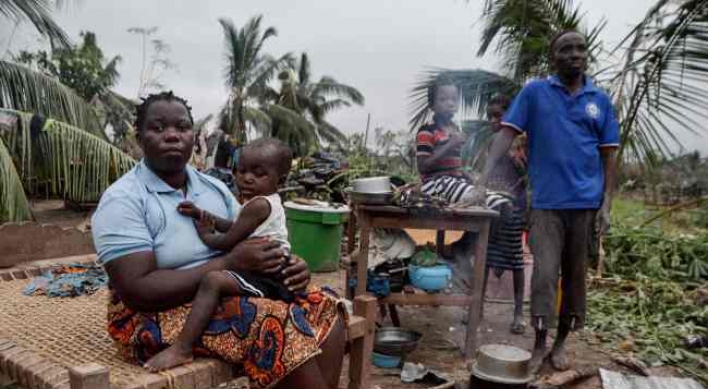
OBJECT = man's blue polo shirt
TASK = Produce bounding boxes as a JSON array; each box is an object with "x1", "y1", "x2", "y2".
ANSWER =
[{"x1": 502, "y1": 75, "x2": 619, "y2": 209}]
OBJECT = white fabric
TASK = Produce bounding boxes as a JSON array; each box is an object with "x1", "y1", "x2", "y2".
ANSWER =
[{"x1": 244, "y1": 193, "x2": 291, "y2": 253}]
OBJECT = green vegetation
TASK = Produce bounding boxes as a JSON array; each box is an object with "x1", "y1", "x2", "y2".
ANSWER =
[
  {"x1": 15, "y1": 32, "x2": 122, "y2": 102},
  {"x1": 587, "y1": 196, "x2": 708, "y2": 384}
]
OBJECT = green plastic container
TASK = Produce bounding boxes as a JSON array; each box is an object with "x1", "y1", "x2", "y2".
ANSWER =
[{"x1": 284, "y1": 202, "x2": 350, "y2": 273}]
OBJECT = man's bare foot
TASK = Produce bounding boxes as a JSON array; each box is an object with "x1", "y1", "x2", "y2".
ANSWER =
[
  {"x1": 510, "y1": 315, "x2": 526, "y2": 335},
  {"x1": 144, "y1": 345, "x2": 193, "y2": 372},
  {"x1": 549, "y1": 344, "x2": 570, "y2": 371},
  {"x1": 528, "y1": 347, "x2": 546, "y2": 375}
]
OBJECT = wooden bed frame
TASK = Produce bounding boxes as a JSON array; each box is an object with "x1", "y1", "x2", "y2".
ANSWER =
[{"x1": 0, "y1": 254, "x2": 376, "y2": 389}]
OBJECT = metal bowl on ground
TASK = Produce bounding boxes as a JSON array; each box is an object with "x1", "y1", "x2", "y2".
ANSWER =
[
  {"x1": 344, "y1": 188, "x2": 393, "y2": 205},
  {"x1": 471, "y1": 344, "x2": 533, "y2": 385},
  {"x1": 373, "y1": 327, "x2": 422, "y2": 356}
]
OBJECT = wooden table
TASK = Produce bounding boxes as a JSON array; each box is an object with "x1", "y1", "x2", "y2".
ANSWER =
[{"x1": 347, "y1": 204, "x2": 498, "y2": 360}]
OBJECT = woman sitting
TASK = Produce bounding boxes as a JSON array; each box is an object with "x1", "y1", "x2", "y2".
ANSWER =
[{"x1": 91, "y1": 91, "x2": 346, "y2": 389}]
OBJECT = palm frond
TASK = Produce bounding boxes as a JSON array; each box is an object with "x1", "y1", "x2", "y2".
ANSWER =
[
  {"x1": 267, "y1": 104, "x2": 317, "y2": 156},
  {"x1": 246, "y1": 53, "x2": 295, "y2": 98},
  {"x1": 0, "y1": 108, "x2": 136, "y2": 204},
  {"x1": 312, "y1": 77, "x2": 365, "y2": 105},
  {"x1": 610, "y1": 0, "x2": 708, "y2": 162},
  {"x1": 243, "y1": 106, "x2": 272, "y2": 135},
  {"x1": 0, "y1": 60, "x2": 106, "y2": 139},
  {"x1": 477, "y1": 0, "x2": 605, "y2": 80},
  {"x1": 298, "y1": 52, "x2": 311, "y2": 86},
  {"x1": 0, "y1": 0, "x2": 71, "y2": 47},
  {"x1": 0, "y1": 135, "x2": 33, "y2": 222},
  {"x1": 460, "y1": 120, "x2": 496, "y2": 170},
  {"x1": 408, "y1": 68, "x2": 519, "y2": 130},
  {"x1": 317, "y1": 99, "x2": 352, "y2": 115},
  {"x1": 193, "y1": 114, "x2": 213, "y2": 132},
  {"x1": 41, "y1": 116, "x2": 136, "y2": 203},
  {"x1": 219, "y1": 18, "x2": 247, "y2": 90},
  {"x1": 316, "y1": 120, "x2": 348, "y2": 146}
]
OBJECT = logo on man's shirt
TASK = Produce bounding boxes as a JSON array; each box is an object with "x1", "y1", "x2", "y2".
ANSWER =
[{"x1": 585, "y1": 102, "x2": 600, "y2": 119}]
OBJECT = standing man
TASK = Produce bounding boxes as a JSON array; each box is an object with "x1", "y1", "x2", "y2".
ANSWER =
[{"x1": 482, "y1": 30, "x2": 619, "y2": 373}]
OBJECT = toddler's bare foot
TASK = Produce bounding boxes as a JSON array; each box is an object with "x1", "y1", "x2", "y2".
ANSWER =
[
  {"x1": 549, "y1": 343, "x2": 570, "y2": 371},
  {"x1": 144, "y1": 344, "x2": 193, "y2": 372}
]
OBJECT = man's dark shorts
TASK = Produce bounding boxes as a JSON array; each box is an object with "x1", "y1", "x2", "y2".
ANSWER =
[{"x1": 528, "y1": 209, "x2": 596, "y2": 331}]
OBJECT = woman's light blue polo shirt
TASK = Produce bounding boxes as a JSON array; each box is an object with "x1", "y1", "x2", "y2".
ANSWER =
[{"x1": 91, "y1": 160, "x2": 240, "y2": 269}]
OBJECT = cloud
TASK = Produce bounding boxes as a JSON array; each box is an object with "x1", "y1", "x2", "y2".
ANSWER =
[{"x1": 2, "y1": 0, "x2": 704, "y2": 153}]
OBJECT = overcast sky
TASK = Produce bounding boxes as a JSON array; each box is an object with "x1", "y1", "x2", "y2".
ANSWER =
[{"x1": 2, "y1": 0, "x2": 706, "y2": 153}]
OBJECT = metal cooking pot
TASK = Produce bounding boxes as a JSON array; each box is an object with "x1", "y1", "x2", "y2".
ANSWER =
[
  {"x1": 471, "y1": 344, "x2": 533, "y2": 385},
  {"x1": 351, "y1": 176, "x2": 392, "y2": 193},
  {"x1": 344, "y1": 188, "x2": 393, "y2": 205}
]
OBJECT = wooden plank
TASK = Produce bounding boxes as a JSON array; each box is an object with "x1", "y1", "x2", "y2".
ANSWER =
[
  {"x1": 119, "y1": 373, "x2": 164, "y2": 389},
  {"x1": 436, "y1": 230, "x2": 446, "y2": 256},
  {"x1": 347, "y1": 207, "x2": 357, "y2": 255},
  {"x1": 346, "y1": 316, "x2": 366, "y2": 341},
  {"x1": 189, "y1": 361, "x2": 217, "y2": 389},
  {"x1": 16, "y1": 355, "x2": 46, "y2": 388},
  {"x1": 381, "y1": 293, "x2": 471, "y2": 306},
  {"x1": 366, "y1": 215, "x2": 485, "y2": 232},
  {"x1": 465, "y1": 221, "x2": 490, "y2": 360},
  {"x1": 166, "y1": 365, "x2": 196, "y2": 389},
  {"x1": 354, "y1": 226, "x2": 370, "y2": 297},
  {"x1": 25, "y1": 361, "x2": 55, "y2": 389},
  {"x1": 357, "y1": 205, "x2": 498, "y2": 218},
  {"x1": 348, "y1": 296, "x2": 376, "y2": 389},
  {"x1": 7, "y1": 349, "x2": 34, "y2": 382},
  {"x1": 0, "y1": 345, "x2": 24, "y2": 374},
  {"x1": 40, "y1": 368, "x2": 68, "y2": 389},
  {"x1": 68, "y1": 364, "x2": 109, "y2": 389}
]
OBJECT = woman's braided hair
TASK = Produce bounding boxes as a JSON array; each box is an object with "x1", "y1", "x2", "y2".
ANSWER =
[{"x1": 134, "y1": 91, "x2": 194, "y2": 132}]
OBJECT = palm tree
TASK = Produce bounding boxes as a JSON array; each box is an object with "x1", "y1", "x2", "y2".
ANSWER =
[
  {"x1": 218, "y1": 15, "x2": 293, "y2": 142},
  {"x1": 268, "y1": 53, "x2": 364, "y2": 156},
  {"x1": 0, "y1": 0, "x2": 71, "y2": 47},
  {"x1": 409, "y1": 0, "x2": 604, "y2": 130},
  {"x1": 411, "y1": 0, "x2": 708, "y2": 166},
  {"x1": 0, "y1": 60, "x2": 136, "y2": 222},
  {"x1": 607, "y1": 0, "x2": 708, "y2": 163}
]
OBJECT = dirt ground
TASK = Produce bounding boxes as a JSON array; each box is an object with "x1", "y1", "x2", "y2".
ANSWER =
[
  {"x1": 6, "y1": 201, "x2": 679, "y2": 389},
  {"x1": 29, "y1": 199, "x2": 92, "y2": 229},
  {"x1": 312, "y1": 268, "x2": 661, "y2": 389}
]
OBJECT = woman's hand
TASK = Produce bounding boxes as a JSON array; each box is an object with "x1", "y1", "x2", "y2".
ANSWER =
[
  {"x1": 227, "y1": 238, "x2": 286, "y2": 274},
  {"x1": 281, "y1": 255, "x2": 311, "y2": 292}
]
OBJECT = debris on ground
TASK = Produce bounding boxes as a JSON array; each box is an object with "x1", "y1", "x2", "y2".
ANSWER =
[
  {"x1": 599, "y1": 368, "x2": 705, "y2": 389},
  {"x1": 587, "y1": 224, "x2": 708, "y2": 385},
  {"x1": 23, "y1": 263, "x2": 107, "y2": 297},
  {"x1": 530, "y1": 366, "x2": 599, "y2": 389},
  {"x1": 400, "y1": 362, "x2": 453, "y2": 387}
]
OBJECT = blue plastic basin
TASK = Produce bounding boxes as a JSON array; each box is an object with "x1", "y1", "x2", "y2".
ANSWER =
[{"x1": 372, "y1": 352, "x2": 402, "y2": 368}]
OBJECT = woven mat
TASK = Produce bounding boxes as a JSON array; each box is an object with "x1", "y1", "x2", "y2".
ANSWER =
[{"x1": 0, "y1": 279, "x2": 232, "y2": 389}]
